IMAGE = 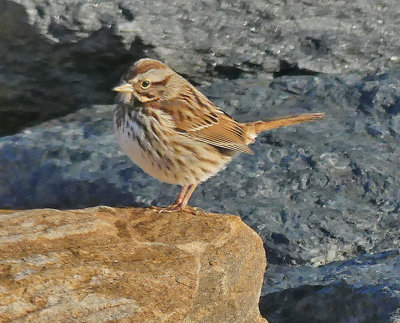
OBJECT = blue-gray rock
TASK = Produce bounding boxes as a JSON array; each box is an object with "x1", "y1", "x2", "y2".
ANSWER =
[
  {"x1": 1, "y1": 69, "x2": 400, "y2": 321},
  {"x1": 12, "y1": 0, "x2": 400, "y2": 76},
  {"x1": 261, "y1": 250, "x2": 400, "y2": 322},
  {"x1": 3, "y1": 0, "x2": 400, "y2": 135}
]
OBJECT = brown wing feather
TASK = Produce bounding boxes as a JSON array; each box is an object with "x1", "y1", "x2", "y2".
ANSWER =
[
  {"x1": 148, "y1": 85, "x2": 253, "y2": 154},
  {"x1": 189, "y1": 113, "x2": 253, "y2": 154}
]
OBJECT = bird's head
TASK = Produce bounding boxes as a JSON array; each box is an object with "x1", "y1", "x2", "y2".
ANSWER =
[{"x1": 113, "y1": 58, "x2": 183, "y2": 103}]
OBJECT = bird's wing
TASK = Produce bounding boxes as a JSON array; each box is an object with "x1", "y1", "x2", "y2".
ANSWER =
[{"x1": 149, "y1": 86, "x2": 253, "y2": 154}]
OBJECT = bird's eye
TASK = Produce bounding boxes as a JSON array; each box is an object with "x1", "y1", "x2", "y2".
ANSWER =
[{"x1": 141, "y1": 80, "x2": 151, "y2": 89}]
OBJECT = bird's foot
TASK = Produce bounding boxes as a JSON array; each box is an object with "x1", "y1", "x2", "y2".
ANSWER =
[{"x1": 150, "y1": 204, "x2": 207, "y2": 215}]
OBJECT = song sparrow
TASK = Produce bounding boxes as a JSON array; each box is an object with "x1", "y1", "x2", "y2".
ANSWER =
[{"x1": 113, "y1": 58, "x2": 323, "y2": 210}]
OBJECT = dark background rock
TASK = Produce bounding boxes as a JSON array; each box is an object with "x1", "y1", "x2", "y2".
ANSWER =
[
  {"x1": 260, "y1": 249, "x2": 400, "y2": 322},
  {"x1": 0, "y1": 1, "x2": 156, "y2": 136},
  {"x1": 2, "y1": 0, "x2": 400, "y2": 322},
  {"x1": 3, "y1": 0, "x2": 400, "y2": 135}
]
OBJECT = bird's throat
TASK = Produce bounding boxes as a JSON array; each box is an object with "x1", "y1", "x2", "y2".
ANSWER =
[{"x1": 118, "y1": 91, "x2": 134, "y2": 104}]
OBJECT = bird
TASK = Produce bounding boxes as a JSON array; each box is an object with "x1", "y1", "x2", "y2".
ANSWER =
[{"x1": 113, "y1": 58, "x2": 323, "y2": 211}]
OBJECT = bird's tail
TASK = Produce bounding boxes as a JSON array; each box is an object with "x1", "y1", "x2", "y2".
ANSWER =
[{"x1": 244, "y1": 113, "x2": 324, "y2": 140}]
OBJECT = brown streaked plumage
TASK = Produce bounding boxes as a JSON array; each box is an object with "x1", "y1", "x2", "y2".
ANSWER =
[{"x1": 113, "y1": 58, "x2": 324, "y2": 211}]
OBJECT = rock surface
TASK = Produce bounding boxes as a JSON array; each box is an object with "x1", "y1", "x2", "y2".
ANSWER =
[
  {"x1": 3, "y1": 0, "x2": 400, "y2": 135},
  {"x1": 0, "y1": 207, "x2": 267, "y2": 322}
]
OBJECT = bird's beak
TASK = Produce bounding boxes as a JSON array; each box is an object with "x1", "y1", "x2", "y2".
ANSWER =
[{"x1": 113, "y1": 82, "x2": 134, "y2": 93}]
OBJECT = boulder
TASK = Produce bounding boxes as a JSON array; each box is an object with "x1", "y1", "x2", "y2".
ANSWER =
[
  {"x1": 3, "y1": 0, "x2": 400, "y2": 134},
  {"x1": 0, "y1": 207, "x2": 267, "y2": 322}
]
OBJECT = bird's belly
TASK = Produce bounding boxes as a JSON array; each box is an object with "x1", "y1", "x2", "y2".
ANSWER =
[
  {"x1": 114, "y1": 115, "x2": 234, "y2": 185},
  {"x1": 114, "y1": 126, "x2": 178, "y2": 184}
]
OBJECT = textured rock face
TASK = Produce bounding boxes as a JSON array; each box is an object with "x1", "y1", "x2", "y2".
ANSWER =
[
  {"x1": 0, "y1": 207, "x2": 267, "y2": 322},
  {"x1": 2, "y1": 0, "x2": 400, "y2": 135}
]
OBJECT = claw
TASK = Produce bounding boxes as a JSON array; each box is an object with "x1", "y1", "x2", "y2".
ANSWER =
[
  {"x1": 150, "y1": 204, "x2": 208, "y2": 215},
  {"x1": 167, "y1": 204, "x2": 208, "y2": 215}
]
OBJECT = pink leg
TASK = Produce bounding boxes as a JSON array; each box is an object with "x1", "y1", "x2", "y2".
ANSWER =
[
  {"x1": 180, "y1": 184, "x2": 198, "y2": 208},
  {"x1": 173, "y1": 185, "x2": 189, "y2": 206},
  {"x1": 162, "y1": 184, "x2": 203, "y2": 214}
]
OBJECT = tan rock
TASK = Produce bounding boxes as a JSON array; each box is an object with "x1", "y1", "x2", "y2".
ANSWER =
[{"x1": 0, "y1": 207, "x2": 267, "y2": 322}]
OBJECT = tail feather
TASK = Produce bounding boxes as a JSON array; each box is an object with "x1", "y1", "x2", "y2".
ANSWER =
[{"x1": 244, "y1": 113, "x2": 324, "y2": 137}]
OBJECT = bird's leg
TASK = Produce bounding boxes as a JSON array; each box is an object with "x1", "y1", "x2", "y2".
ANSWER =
[
  {"x1": 162, "y1": 184, "x2": 206, "y2": 215},
  {"x1": 161, "y1": 185, "x2": 189, "y2": 211},
  {"x1": 180, "y1": 184, "x2": 197, "y2": 208},
  {"x1": 172, "y1": 185, "x2": 189, "y2": 207},
  {"x1": 151, "y1": 185, "x2": 189, "y2": 212},
  {"x1": 180, "y1": 184, "x2": 207, "y2": 215}
]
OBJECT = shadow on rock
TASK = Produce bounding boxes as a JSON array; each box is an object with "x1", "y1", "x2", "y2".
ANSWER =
[
  {"x1": 260, "y1": 283, "x2": 399, "y2": 323},
  {"x1": 0, "y1": 0, "x2": 156, "y2": 137}
]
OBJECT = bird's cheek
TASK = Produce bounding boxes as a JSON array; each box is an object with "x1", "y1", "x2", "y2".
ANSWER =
[{"x1": 133, "y1": 91, "x2": 155, "y2": 103}]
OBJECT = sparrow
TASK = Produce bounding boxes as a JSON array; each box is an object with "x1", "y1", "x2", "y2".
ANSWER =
[{"x1": 113, "y1": 58, "x2": 323, "y2": 211}]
